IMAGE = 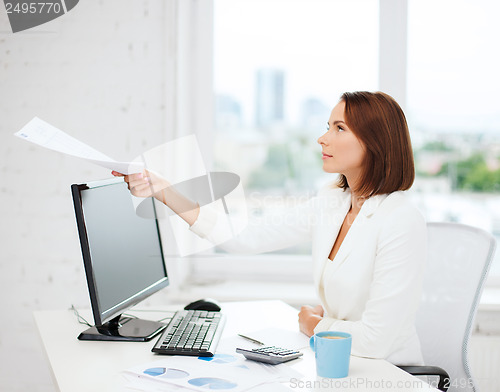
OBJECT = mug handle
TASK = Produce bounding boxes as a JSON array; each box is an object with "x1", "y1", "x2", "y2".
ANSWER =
[{"x1": 309, "y1": 335, "x2": 316, "y2": 352}]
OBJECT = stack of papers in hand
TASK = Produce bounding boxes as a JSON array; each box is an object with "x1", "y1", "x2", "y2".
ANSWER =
[{"x1": 121, "y1": 351, "x2": 302, "y2": 392}]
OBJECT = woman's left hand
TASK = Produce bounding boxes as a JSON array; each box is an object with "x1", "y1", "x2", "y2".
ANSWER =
[{"x1": 298, "y1": 305, "x2": 324, "y2": 337}]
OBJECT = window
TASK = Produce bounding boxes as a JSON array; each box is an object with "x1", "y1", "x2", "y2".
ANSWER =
[
  {"x1": 190, "y1": 0, "x2": 499, "y2": 290},
  {"x1": 407, "y1": 0, "x2": 500, "y2": 282},
  {"x1": 212, "y1": 0, "x2": 379, "y2": 256}
]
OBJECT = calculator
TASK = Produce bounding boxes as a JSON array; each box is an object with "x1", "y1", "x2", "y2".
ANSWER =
[{"x1": 235, "y1": 346, "x2": 303, "y2": 365}]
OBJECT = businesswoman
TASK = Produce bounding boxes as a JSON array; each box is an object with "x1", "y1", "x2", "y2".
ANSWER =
[{"x1": 113, "y1": 91, "x2": 427, "y2": 366}]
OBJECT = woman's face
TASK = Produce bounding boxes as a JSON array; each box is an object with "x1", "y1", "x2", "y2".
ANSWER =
[{"x1": 317, "y1": 101, "x2": 366, "y2": 180}]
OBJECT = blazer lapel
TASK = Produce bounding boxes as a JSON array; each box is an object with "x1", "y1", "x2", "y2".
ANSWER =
[
  {"x1": 320, "y1": 193, "x2": 390, "y2": 271},
  {"x1": 313, "y1": 189, "x2": 351, "y2": 284}
]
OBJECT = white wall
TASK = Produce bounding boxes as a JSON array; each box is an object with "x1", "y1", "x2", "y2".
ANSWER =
[{"x1": 0, "y1": 2, "x2": 171, "y2": 390}]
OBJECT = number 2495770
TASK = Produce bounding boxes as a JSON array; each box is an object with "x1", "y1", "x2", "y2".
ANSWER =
[{"x1": 5, "y1": 2, "x2": 63, "y2": 14}]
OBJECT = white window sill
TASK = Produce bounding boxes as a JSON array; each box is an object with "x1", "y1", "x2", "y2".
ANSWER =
[
  {"x1": 176, "y1": 280, "x2": 317, "y2": 308},
  {"x1": 177, "y1": 281, "x2": 500, "y2": 309},
  {"x1": 175, "y1": 281, "x2": 500, "y2": 334},
  {"x1": 477, "y1": 287, "x2": 500, "y2": 311},
  {"x1": 475, "y1": 288, "x2": 500, "y2": 334}
]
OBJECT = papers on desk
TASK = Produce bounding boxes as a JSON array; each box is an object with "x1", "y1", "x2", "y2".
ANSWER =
[
  {"x1": 121, "y1": 350, "x2": 302, "y2": 392},
  {"x1": 14, "y1": 117, "x2": 144, "y2": 174},
  {"x1": 236, "y1": 328, "x2": 310, "y2": 350},
  {"x1": 120, "y1": 373, "x2": 293, "y2": 392}
]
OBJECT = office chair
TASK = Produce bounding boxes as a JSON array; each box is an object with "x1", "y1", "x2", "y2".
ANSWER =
[{"x1": 399, "y1": 222, "x2": 497, "y2": 392}]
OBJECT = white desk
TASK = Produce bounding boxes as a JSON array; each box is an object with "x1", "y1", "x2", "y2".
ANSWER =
[{"x1": 34, "y1": 300, "x2": 437, "y2": 391}]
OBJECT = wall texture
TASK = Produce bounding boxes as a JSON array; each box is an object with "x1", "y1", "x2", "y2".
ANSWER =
[{"x1": 0, "y1": 1, "x2": 170, "y2": 390}]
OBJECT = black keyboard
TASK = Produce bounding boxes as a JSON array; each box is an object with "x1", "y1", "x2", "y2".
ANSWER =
[{"x1": 152, "y1": 310, "x2": 225, "y2": 356}]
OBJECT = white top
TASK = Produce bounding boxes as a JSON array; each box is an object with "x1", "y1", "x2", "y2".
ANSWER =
[{"x1": 189, "y1": 181, "x2": 427, "y2": 365}]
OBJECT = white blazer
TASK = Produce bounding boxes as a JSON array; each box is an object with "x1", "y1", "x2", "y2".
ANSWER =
[{"x1": 189, "y1": 181, "x2": 427, "y2": 365}]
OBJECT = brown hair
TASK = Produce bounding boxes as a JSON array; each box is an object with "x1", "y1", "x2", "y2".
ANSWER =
[{"x1": 337, "y1": 91, "x2": 415, "y2": 196}]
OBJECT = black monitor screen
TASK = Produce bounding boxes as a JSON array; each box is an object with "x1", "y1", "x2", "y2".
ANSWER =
[{"x1": 72, "y1": 178, "x2": 169, "y2": 333}]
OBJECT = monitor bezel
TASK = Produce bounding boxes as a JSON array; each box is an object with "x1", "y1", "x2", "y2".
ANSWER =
[{"x1": 71, "y1": 177, "x2": 169, "y2": 327}]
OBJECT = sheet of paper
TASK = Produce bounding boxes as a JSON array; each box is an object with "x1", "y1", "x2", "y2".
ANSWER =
[
  {"x1": 120, "y1": 372, "x2": 187, "y2": 391},
  {"x1": 123, "y1": 351, "x2": 302, "y2": 392},
  {"x1": 14, "y1": 117, "x2": 144, "y2": 174},
  {"x1": 238, "y1": 328, "x2": 310, "y2": 350},
  {"x1": 120, "y1": 372, "x2": 295, "y2": 392}
]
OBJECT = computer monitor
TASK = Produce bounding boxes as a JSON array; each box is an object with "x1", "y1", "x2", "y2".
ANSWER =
[{"x1": 71, "y1": 177, "x2": 169, "y2": 341}]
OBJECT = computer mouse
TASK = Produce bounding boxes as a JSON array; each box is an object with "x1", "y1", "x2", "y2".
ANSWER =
[{"x1": 184, "y1": 298, "x2": 221, "y2": 312}]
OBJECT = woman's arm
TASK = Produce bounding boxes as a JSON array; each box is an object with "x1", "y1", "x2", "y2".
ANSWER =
[
  {"x1": 113, "y1": 170, "x2": 325, "y2": 255},
  {"x1": 112, "y1": 170, "x2": 200, "y2": 226}
]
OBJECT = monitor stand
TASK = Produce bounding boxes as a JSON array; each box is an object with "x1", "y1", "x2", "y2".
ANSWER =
[{"x1": 78, "y1": 315, "x2": 166, "y2": 342}]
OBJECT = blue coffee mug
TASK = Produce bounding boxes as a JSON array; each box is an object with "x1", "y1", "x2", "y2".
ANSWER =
[{"x1": 309, "y1": 331, "x2": 352, "y2": 378}]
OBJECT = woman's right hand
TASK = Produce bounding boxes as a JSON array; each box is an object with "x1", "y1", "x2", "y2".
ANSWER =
[
  {"x1": 112, "y1": 170, "x2": 200, "y2": 225},
  {"x1": 298, "y1": 305, "x2": 324, "y2": 337},
  {"x1": 111, "y1": 170, "x2": 170, "y2": 200}
]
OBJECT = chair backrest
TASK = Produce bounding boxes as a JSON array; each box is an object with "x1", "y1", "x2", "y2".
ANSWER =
[{"x1": 416, "y1": 222, "x2": 497, "y2": 392}]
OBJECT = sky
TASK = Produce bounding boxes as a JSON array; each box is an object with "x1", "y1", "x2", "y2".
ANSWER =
[
  {"x1": 214, "y1": 0, "x2": 500, "y2": 133},
  {"x1": 213, "y1": 0, "x2": 378, "y2": 127},
  {"x1": 407, "y1": 0, "x2": 500, "y2": 132}
]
